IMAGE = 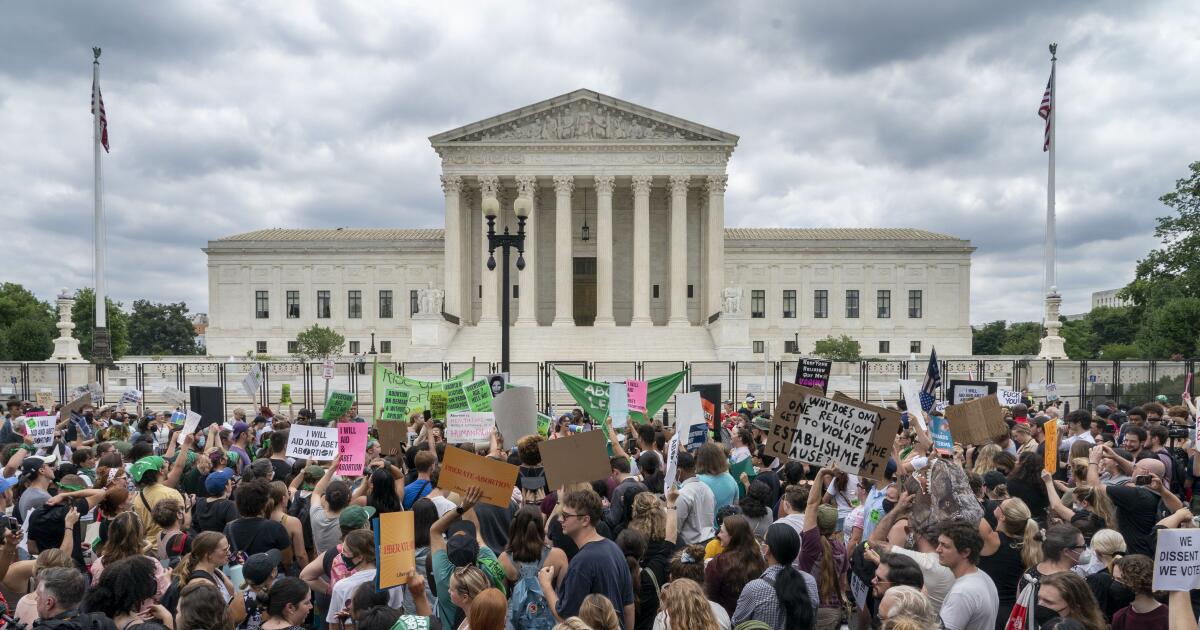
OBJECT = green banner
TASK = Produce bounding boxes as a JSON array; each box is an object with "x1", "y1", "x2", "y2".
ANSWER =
[
  {"x1": 373, "y1": 364, "x2": 475, "y2": 420},
  {"x1": 555, "y1": 369, "x2": 687, "y2": 428}
]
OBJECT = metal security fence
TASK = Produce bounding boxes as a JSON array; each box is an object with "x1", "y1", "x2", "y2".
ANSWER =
[{"x1": 0, "y1": 359, "x2": 1193, "y2": 422}]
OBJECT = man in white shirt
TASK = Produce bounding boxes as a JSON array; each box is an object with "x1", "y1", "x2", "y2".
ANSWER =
[
  {"x1": 666, "y1": 451, "x2": 715, "y2": 544},
  {"x1": 936, "y1": 520, "x2": 998, "y2": 630}
]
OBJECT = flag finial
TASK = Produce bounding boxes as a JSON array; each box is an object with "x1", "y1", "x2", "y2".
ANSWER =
[
  {"x1": 93, "y1": 47, "x2": 101, "y2": 61},
  {"x1": 1049, "y1": 43, "x2": 1057, "y2": 59}
]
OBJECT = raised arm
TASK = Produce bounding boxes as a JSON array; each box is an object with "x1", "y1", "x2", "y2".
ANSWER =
[
  {"x1": 311, "y1": 455, "x2": 339, "y2": 501},
  {"x1": 868, "y1": 493, "x2": 911, "y2": 546},
  {"x1": 1041, "y1": 470, "x2": 1075, "y2": 522},
  {"x1": 1086, "y1": 445, "x2": 1107, "y2": 498},
  {"x1": 164, "y1": 434, "x2": 193, "y2": 489},
  {"x1": 606, "y1": 422, "x2": 630, "y2": 461},
  {"x1": 804, "y1": 467, "x2": 831, "y2": 532},
  {"x1": 430, "y1": 486, "x2": 481, "y2": 554}
]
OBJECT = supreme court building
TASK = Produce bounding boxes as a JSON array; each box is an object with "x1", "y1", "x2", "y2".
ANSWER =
[{"x1": 204, "y1": 90, "x2": 974, "y2": 362}]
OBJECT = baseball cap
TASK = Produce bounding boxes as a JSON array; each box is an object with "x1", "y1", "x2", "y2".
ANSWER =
[
  {"x1": 446, "y1": 520, "x2": 480, "y2": 567},
  {"x1": 1094, "y1": 404, "x2": 1111, "y2": 418},
  {"x1": 338, "y1": 505, "x2": 376, "y2": 529},
  {"x1": 231, "y1": 421, "x2": 250, "y2": 439},
  {"x1": 205, "y1": 468, "x2": 235, "y2": 494},
  {"x1": 242, "y1": 549, "x2": 281, "y2": 586},
  {"x1": 751, "y1": 416, "x2": 771, "y2": 432},
  {"x1": 816, "y1": 504, "x2": 838, "y2": 534},
  {"x1": 130, "y1": 456, "x2": 166, "y2": 483},
  {"x1": 20, "y1": 457, "x2": 50, "y2": 479}
]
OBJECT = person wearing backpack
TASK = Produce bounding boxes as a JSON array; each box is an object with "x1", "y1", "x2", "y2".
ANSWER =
[
  {"x1": 403, "y1": 451, "x2": 437, "y2": 509},
  {"x1": 516, "y1": 435, "x2": 549, "y2": 508},
  {"x1": 499, "y1": 506, "x2": 567, "y2": 630}
]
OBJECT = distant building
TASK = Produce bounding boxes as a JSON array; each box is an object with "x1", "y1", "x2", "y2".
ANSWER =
[
  {"x1": 191, "y1": 313, "x2": 208, "y2": 349},
  {"x1": 1091, "y1": 288, "x2": 1130, "y2": 310}
]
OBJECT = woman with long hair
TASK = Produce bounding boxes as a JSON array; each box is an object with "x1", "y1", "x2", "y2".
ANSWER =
[
  {"x1": 447, "y1": 565, "x2": 492, "y2": 629},
  {"x1": 979, "y1": 497, "x2": 1041, "y2": 626},
  {"x1": 733, "y1": 523, "x2": 815, "y2": 630},
  {"x1": 406, "y1": 497, "x2": 440, "y2": 614},
  {"x1": 1084, "y1": 529, "x2": 1131, "y2": 622},
  {"x1": 578, "y1": 594, "x2": 620, "y2": 630},
  {"x1": 267, "y1": 480, "x2": 308, "y2": 573},
  {"x1": 971, "y1": 443, "x2": 1003, "y2": 476},
  {"x1": 739, "y1": 480, "x2": 774, "y2": 539},
  {"x1": 801, "y1": 467, "x2": 848, "y2": 630},
  {"x1": 656, "y1": 578, "x2": 723, "y2": 630},
  {"x1": 90, "y1": 510, "x2": 150, "y2": 584},
  {"x1": 498, "y1": 505, "x2": 567, "y2": 628},
  {"x1": 1037, "y1": 571, "x2": 1107, "y2": 630},
  {"x1": 466, "y1": 588, "x2": 508, "y2": 630},
  {"x1": 85, "y1": 555, "x2": 175, "y2": 630},
  {"x1": 259, "y1": 577, "x2": 313, "y2": 630},
  {"x1": 618, "y1": 528, "x2": 659, "y2": 630},
  {"x1": 628, "y1": 492, "x2": 675, "y2": 585},
  {"x1": 172, "y1": 531, "x2": 248, "y2": 624},
  {"x1": 178, "y1": 580, "x2": 235, "y2": 630},
  {"x1": 703, "y1": 515, "x2": 765, "y2": 616},
  {"x1": 1007, "y1": 451, "x2": 1050, "y2": 524},
  {"x1": 1015, "y1": 524, "x2": 1086, "y2": 628}
]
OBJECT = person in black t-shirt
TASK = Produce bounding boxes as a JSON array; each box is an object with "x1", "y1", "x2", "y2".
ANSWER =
[
  {"x1": 223, "y1": 479, "x2": 291, "y2": 563},
  {"x1": 193, "y1": 468, "x2": 239, "y2": 533},
  {"x1": 1085, "y1": 445, "x2": 1183, "y2": 556}
]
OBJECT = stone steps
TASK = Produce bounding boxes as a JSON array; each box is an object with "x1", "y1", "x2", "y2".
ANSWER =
[{"x1": 444, "y1": 323, "x2": 719, "y2": 362}]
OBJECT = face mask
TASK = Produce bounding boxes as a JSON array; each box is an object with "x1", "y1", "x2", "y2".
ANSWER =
[
  {"x1": 341, "y1": 553, "x2": 358, "y2": 570},
  {"x1": 882, "y1": 499, "x2": 897, "y2": 513},
  {"x1": 1076, "y1": 548, "x2": 1093, "y2": 566}
]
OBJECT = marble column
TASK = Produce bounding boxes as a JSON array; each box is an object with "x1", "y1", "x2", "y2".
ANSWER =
[
  {"x1": 552, "y1": 175, "x2": 575, "y2": 326},
  {"x1": 668, "y1": 175, "x2": 690, "y2": 327},
  {"x1": 515, "y1": 175, "x2": 539, "y2": 327},
  {"x1": 631, "y1": 175, "x2": 653, "y2": 327},
  {"x1": 706, "y1": 174, "x2": 727, "y2": 322},
  {"x1": 440, "y1": 175, "x2": 463, "y2": 321},
  {"x1": 594, "y1": 175, "x2": 616, "y2": 326},
  {"x1": 478, "y1": 175, "x2": 500, "y2": 325}
]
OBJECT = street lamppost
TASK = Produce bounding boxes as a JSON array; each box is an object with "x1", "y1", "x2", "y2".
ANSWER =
[
  {"x1": 484, "y1": 195, "x2": 529, "y2": 374},
  {"x1": 369, "y1": 328, "x2": 377, "y2": 355}
]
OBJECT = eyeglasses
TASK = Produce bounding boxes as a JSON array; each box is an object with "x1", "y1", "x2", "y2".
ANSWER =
[
  {"x1": 1069, "y1": 544, "x2": 1087, "y2": 550},
  {"x1": 561, "y1": 512, "x2": 583, "y2": 521}
]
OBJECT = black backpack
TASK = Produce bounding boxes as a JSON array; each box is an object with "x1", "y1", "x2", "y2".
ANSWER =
[
  {"x1": 1165, "y1": 446, "x2": 1190, "y2": 496},
  {"x1": 288, "y1": 491, "x2": 314, "y2": 553}
]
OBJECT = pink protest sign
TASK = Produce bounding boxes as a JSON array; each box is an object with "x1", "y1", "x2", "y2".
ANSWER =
[
  {"x1": 627, "y1": 380, "x2": 648, "y2": 415},
  {"x1": 337, "y1": 422, "x2": 369, "y2": 476}
]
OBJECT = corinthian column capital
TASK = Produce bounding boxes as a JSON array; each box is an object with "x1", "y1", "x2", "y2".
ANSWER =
[
  {"x1": 706, "y1": 174, "x2": 728, "y2": 195},
  {"x1": 552, "y1": 175, "x2": 575, "y2": 195},
  {"x1": 515, "y1": 175, "x2": 538, "y2": 198},
  {"x1": 440, "y1": 175, "x2": 463, "y2": 195},
  {"x1": 479, "y1": 175, "x2": 500, "y2": 199},
  {"x1": 631, "y1": 174, "x2": 652, "y2": 196},
  {"x1": 669, "y1": 174, "x2": 691, "y2": 194}
]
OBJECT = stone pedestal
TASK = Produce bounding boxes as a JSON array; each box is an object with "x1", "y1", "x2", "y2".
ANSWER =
[
  {"x1": 1038, "y1": 290, "x2": 1067, "y2": 359},
  {"x1": 52, "y1": 289, "x2": 85, "y2": 362},
  {"x1": 708, "y1": 314, "x2": 752, "y2": 361}
]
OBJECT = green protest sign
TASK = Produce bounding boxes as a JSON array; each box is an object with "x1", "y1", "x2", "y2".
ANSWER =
[
  {"x1": 372, "y1": 364, "x2": 474, "y2": 420},
  {"x1": 464, "y1": 379, "x2": 493, "y2": 412},
  {"x1": 445, "y1": 382, "x2": 470, "y2": 414},
  {"x1": 537, "y1": 413, "x2": 552, "y2": 437},
  {"x1": 380, "y1": 387, "x2": 410, "y2": 421},
  {"x1": 555, "y1": 369, "x2": 687, "y2": 429},
  {"x1": 429, "y1": 391, "x2": 448, "y2": 420},
  {"x1": 322, "y1": 390, "x2": 355, "y2": 422}
]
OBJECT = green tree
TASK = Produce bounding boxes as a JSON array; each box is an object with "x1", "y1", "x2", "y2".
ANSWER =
[
  {"x1": 1122, "y1": 161, "x2": 1200, "y2": 310},
  {"x1": 1061, "y1": 318, "x2": 1098, "y2": 360},
  {"x1": 1085, "y1": 307, "x2": 1137, "y2": 347},
  {"x1": 1099, "y1": 343, "x2": 1140, "y2": 360},
  {"x1": 972, "y1": 320, "x2": 1007, "y2": 355},
  {"x1": 294, "y1": 324, "x2": 345, "y2": 361},
  {"x1": 813, "y1": 334, "x2": 861, "y2": 361},
  {"x1": 128, "y1": 300, "x2": 199, "y2": 355},
  {"x1": 999, "y1": 322, "x2": 1042, "y2": 356},
  {"x1": 71, "y1": 288, "x2": 130, "y2": 360},
  {"x1": 0, "y1": 283, "x2": 56, "y2": 361},
  {"x1": 1134, "y1": 297, "x2": 1200, "y2": 358}
]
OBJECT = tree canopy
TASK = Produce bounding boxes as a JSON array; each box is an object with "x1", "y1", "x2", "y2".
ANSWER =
[
  {"x1": 0, "y1": 283, "x2": 56, "y2": 361},
  {"x1": 813, "y1": 334, "x2": 861, "y2": 361},
  {"x1": 128, "y1": 299, "x2": 200, "y2": 356},
  {"x1": 71, "y1": 288, "x2": 130, "y2": 360},
  {"x1": 294, "y1": 324, "x2": 345, "y2": 361}
]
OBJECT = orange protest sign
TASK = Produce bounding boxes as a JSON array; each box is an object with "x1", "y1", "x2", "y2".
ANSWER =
[
  {"x1": 374, "y1": 511, "x2": 414, "y2": 588},
  {"x1": 1043, "y1": 420, "x2": 1058, "y2": 474},
  {"x1": 437, "y1": 445, "x2": 519, "y2": 508}
]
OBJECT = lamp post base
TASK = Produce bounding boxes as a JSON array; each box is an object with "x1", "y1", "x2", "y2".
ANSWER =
[{"x1": 91, "y1": 327, "x2": 117, "y2": 368}]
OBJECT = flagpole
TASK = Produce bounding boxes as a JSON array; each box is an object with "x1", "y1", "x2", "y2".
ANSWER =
[
  {"x1": 91, "y1": 47, "x2": 115, "y2": 368},
  {"x1": 1039, "y1": 42, "x2": 1067, "y2": 359}
]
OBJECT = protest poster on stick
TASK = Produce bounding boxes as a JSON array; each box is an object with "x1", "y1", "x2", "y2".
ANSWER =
[
  {"x1": 1152, "y1": 529, "x2": 1200, "y2": 591},
  {"x1": 795, "y1": 358, "x2": 832, "y2": 393},
  {"x1": 337, "y1": 423, "x2": 369, "y2": 476},
  {"x1": 626, "y1": 380, "x2": 647, "y2": 415},
  {"x1": 322, "y1": 390, "x2": 355, "y2": 422},
  {"x1": 375, "y1": 511, "x2": 415, "y2": 589},
  {"x1": 463, "y1": 380, "x2": 494, "y2": 412},
  {"x1": 286, "y1": 425, "x2": 338, "y2": 461},
  {"x1": 35, "y1": 391, "x2": 55, "y2": 410},
  {"x1": 438, "y1": 446, "x2": 519, "y2": 508},
  {"x1": 765, "y1": 382, "x2": 823, "y2": 463},
  {"x1": 492, "y1": 386, "x2": 537, "y2": 446},
  {"x1": 25, "y1": 415, "x2": 55, "y2": 448},
  {"x1": 608, "y1": 382, "x2": 629, "y2": 429},
  {"x1": 446, "y1": 411, "x2": 495, "y2": 443},
  {"x1": 539, "y1": 430, "x2": 611, "y2": 490},
  {"x1": 177, "y1": 411, "x2": 202, "y2": 445}
]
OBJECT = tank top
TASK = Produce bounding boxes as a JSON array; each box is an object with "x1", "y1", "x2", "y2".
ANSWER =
[{"x1": 978, "y1": 531, "x2": 1024, "y2": 605}]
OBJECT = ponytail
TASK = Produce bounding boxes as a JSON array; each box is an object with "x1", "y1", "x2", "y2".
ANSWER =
[
  {"x1": 816, "y1": 534, "x2": 838, "y2": 603},
  {"x1": 616, "y1": 528, "x2": 647, "y2": 596},
  {"x1": 1020, "y1": 519, "x2": 1042, "y2": 568},
  {"x1": 775, "y1": 566, "x2": 815, "y2": 630}
]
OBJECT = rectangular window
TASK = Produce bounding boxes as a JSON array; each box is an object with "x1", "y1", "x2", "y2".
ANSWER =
[
  {"x1": 653, "y1": 285, "x2": 660, "y2": 299},
  {"x1": 287, "y1": 340, "x2": 298, "y2": 354},
  {"x1": 349, "y1": 341, "x2": 360, "y2": 354},
  {"x1": 286, "y1": 290, "x2": 299, "y2": 319},
  {"x1": 908, "y1": 290, "x2": 923, "y2": 318},
  {"x1": 753, "y1": 341, "x2": 764, "y2": 354},
  {"x1": 687, "y1": 284, "x2": 694, "y2": 299},
  {"x1": 784, "y1": 340, "x2": 798, "y2": 354},
  {"x1": 910, "y1": 341, "x2": 922, "y2": 353},
  {"x1": 513, "y1": 285, "x2": 519, "y2": 299},
  {"x1": 751, "y1": 290, "x2": 765, "y2": 318},
  {"x1": 877, "y1": 290, "x2": 891, "y2": 318},
  {"x1": 255, "y1": 291, "x2": 269, "y2": 319},
  {"x1": 256, "y1": 341, "x2": 267, "y2": 354},
  {"x1": 782, "y1": 290, "x2": 796, "y2": 319},
  {"x1": 317, "y1": 291, "x2": 331, "y2": 319},
  {"x1": 846, "y1": 290, "x2": 860, "y2": 319},
  {"x1": 380, "y1": 341, "x2": 392, "y2": 354},
  {"x1": 879, "y1": 341, "x2": 890, "y2": 354},
  {"x1": 814, "y1": 290, "x2": 828, "y2": 319},
  {"x1": 379, "y1": 290, "x2": 393, "y2": 319},
  {"x1": 348, "y1": 290, "x2": 362, "y2": 319},
  {"x1": 410, "y1": 290, "x2": 419, "y2": 315}
]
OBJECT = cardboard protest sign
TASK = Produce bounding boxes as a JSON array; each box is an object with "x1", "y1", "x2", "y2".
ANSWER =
[
  {"x1": 375, "y1": 511, "x2": 415, "y2": 588},
  {"x1": 59, "y1": 393, "x2": 92, "y2": 423},
  {"x1": 943, "y1": 395, "x2": 1008, "y2": 446},
  {"x1": 996, "y1": 388, "x2": 1022, "y2": 407},
  {"x1": 931, "y1": 416, "x2": 954, "y2": 454},
  {"x1": 446, "y1": 411, "x2": 495, "y2": 443},
  {"x1": 608, "y1": 382, "x2": 629, "y2": 429},
  {"x1": 322, "y1": 390, "x2": 355, "y2": 422},
  {"x1": 663, "y1": 433, "x2": 680, "y2": 491},
  {"x1": 286, "y1": 425, "x2": 338, "y2": 460},
  {"x1": 626, "y1": 380, "x2": 647, "y2": 414},
  {"x1": 337, "y1": 423, "x2": 370, "y2": 476},
  {"x1": 376, "y1": 421, "x2": 408, "y2": 455},
  {"x1": 242, "y1": 365, "x2": 262, "y2": 401},
  {"x1": 438, "y1": 446, "x2": 519, "y2": 508},
  {"x1": 676, "y1": 392, "x2": 707, "y2": 450},
  {"x1": 831, "y1": 393, "x2": 902, "y2": 481},
  {"x1": 948, "y1": 380, "x2": 997, "y2": 405},
  {"x1": 428, "y1": 391, "x2": 448, "y2": 420},
  {"x1": 795, "y1": 358, "x2": 832, "y2": 393},
  {"x1": 24, "y1": 415, "x2": 55, "y2": 448},
  {"x1": 1152, "y1": 529, "x2": 1200, "y2": 591},
  {"x1": 463, "y1": 380, "x2": 494, "y2": 412},
  {"x1": 765, "y1": 382, "x2": 824, "y2": 462},
  {"x1": 178, "y1": 411, "x2": 202, "y2": 445},
  {"x1": 492, "y1": 386, "x2": 537, "y2": 445},
  {"x1": 379, "y1": 387, "x2": 410, "y2": 421},
  {"x1": 792, "y1": 395, "x2": 880, "y2": 474},
  {"x1": 34, "y1": 391, "x2": 55, "y2": 410},
  {"x1": 898, "y1": 379, "x2": 928, "y2": 431},
  {"x1": 1043, "y1": 420, "x2": 1058, "y2": 473},
  {"x1": 538, "y1": 430, "x2": 611, "y2": 490}
]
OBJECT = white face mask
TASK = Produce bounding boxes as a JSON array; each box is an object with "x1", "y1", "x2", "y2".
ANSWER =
[{"x1": 1076, "y1": 548, "x2": 1094, "y2": 566}]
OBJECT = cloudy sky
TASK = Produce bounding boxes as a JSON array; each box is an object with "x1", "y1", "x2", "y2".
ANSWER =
[{"x1": 2, "y1": 1, "x2": 1197, "y2": 325}]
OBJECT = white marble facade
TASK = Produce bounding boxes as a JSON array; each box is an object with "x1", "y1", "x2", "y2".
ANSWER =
[{"x1": 203, "y1": 90, "x2": 974, "y2": 361}]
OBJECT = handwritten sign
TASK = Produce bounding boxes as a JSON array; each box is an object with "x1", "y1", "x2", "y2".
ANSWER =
[
  {"x1": 626, "y1": 380, "x2": 647, "y2": 415},
  {"x1": 242, "y1": 365, "x2": 262, "y2": 401},
  {"x1": 429, "y1": 391, "x2": 448, "y2": 420},
  {"x1": 790, "y1": 395, "x2": 879, "y2": 474},
  {"x1": 608, "y1": 382, "x2": 629, "y2": 429},
  {"x1": 996, "y1": 389, "x2": 1022, "y2": 406},
  {"x1": 34, "y1": 391, "x2": 55, "y2": 410},
  {"x1": 178, "y1": 411, "x2": 202, "y2": 445},
  {"x1": 766, "y1": 382, "x2": 823, "y2": 462},
  {"x1": 446, "y1": 411, "x2": 495, "y2": 443},
  {"x1": 1153, "y1": 529, "x2": 1200, "y2": 591},
  {"x1": 286, "y1": 425, "x2": 338, "y2": 461},
  {"x1": 25, "y1": 415, "x2": 55, "y2": 448},
  {"x1": 375, "y1": 510, "x2": 415, "y2": 589},
  {"x1": 322, "y1": 390, "x2": 355, "y2": 422},
  {"x1": 463, "y1": 380, "x2": 494, "y2": 412},
  {"x1": 795, "y1": 358, "x2": 832, "y2": 394},
  {"x1": 337, "y1": 422, "x2": 369, "y2": 476},
  {"x1": 831, "y1": 394, "x2": 902, "y2": 481},
  {"x1": 380, "y1": 387, "x2": 410, "y2": 421},
  {"x1": 438, "y1": 446, "x2": 519, "y2": 508}
]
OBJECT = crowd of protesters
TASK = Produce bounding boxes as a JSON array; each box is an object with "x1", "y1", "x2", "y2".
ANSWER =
[{"x1": 0, "y1": 388, "x2": 1198, "y2": 630}]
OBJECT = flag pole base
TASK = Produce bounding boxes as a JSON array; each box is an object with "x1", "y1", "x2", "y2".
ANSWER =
[{"x1": 91, "y1": 327, "x2": 117, "y2": 368}]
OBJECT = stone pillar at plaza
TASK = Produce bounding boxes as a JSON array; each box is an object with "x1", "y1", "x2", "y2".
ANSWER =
[
  {"x1": 631, "y1": 174, "x2": 653, "y2": 327},
  {"x1": 478, "y1": 175, "x2": 500, "y2": 324},
  {"x1": 515, "y1": 175, "x2": 539, "y2": 327},
  {"x1": 594, "y1": 175, "x2": 616, "y2": 327},
  {"x1": 440, "y1": 175, "x2": 463, "y2": 321},
  {"x1": 552, "y1": 175, "x2": 575, "y2": 326},
  {"x1": 668, "y1": 174, "x2": 690, "y2": 327},
  {"x1": 705, "y1": 175, "x2": 727, "y2": 321}
]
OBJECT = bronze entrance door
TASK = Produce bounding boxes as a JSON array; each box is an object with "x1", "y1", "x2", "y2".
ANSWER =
[{"x1": 573, "y1": 257, "x2": 596, "y2": 326}]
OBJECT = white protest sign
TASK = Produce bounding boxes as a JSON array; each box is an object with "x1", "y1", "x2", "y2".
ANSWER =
[
  {"x1": 1045, "y1": 382, "x2": 1059, "y2": 401},
  {"x1": 285, "y1": 425, "x2": 339, "y2": 460},
  {"x1": 608, "y1": 382, "x2": 629, "y2": 429},
  {"x1": 788, "y1": 396, "x2": 879, "y2": 474},
  {"x1": 446, "y1": 411, "x2": 496, "y2": 443},
  {"x1": 898, "y1": 379, "x2": 928, "y2": 431},
  {"x1": 996, "y1": 389, "x2": 1022, "y2": 406},
  {"x1": 178, "y1": 411, "x2": 202, "y2": 445},
  {"x1": 24, "y1": 415, "x2": 55, "y2": 448},
  {"x1": 160, "y1": 385, "x2": 188, "y2": 407},
  {"x1": 1153, "y1": 529, "x2": 1200, "y2": 591},
  {"x1": 242, "y1": 364, "x2": 262, "y2": 400},
  {"x1": 663, "y1": 433, "x2": 680, "y2": 491},
  {"x1": 677, "y1": 392, "x2": 707, "y2": 450},
  {"x1": 119, "y1": 388, "x2": 143, "y2": 407},
  {"x1": 492, "y1": 386, "x2": 537, "y2": 445},
  {"x1": 322, "y1": 359, "x2": 336, "y2": 380}
]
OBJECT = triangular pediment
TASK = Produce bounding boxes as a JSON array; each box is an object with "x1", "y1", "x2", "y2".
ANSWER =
[{"x1": 430, "y1": 89, "x2": 738, "y2": 145}]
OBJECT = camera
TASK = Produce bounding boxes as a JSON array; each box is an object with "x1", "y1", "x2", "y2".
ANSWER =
[
  {"x1": 0, "y1": 515, "x2": 19, "y2": 532},
  {"x1": 1134, "y1": 475, "x2": 1153, "y2": 486}
]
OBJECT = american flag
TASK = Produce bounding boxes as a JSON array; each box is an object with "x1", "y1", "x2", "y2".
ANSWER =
[
  {"x1": 92, "y1": 76, "x2": 109, "y2": 152},
  {"x1": 1038, "y1": 68, "x2": 1053, "y2": 152},
  {"x1": 919, "y1": 347, "x2": 941, "y2": 412}
]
